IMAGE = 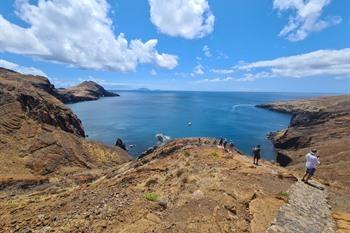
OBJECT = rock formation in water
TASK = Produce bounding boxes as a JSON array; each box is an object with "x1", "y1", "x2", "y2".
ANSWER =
[
  {"x1": 258, "y1": 95, "x2": 350, "y2": 217},
  {"x1": 58, "y1": 81, "x2": 119, "y2": 103},
  {"x1": 115, "y1": 138, "x2": 127, "y2": 151},
  {"x1": 0, "y1": 68, "x2": 130, "y2": 188}
]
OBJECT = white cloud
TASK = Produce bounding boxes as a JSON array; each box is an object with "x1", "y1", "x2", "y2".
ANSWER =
[
  {"x1": 196, "y1": 76, "x2": 233, "y2": 83},
  {"x1": 193, "y1": 63, "x2": 204, "y2": 75},
  {"x1": 150, "y1": 69, "x2": 157, "y2": 76},
  {"x1": 211, "y1": 68, "x2": 234, "y2": 74},
  {"x1": 202, "y1": 45, "x2": 212, "y2": 57},
  {"x1": 217, "y1": 51, "x2": 229, "y2": 60},
  {"x1": 149, "y1": 0, "x2": 215, "y2": 39},
  {"x1": 0, "y1": 0, "x2": 178, "y2": 72},
  {"x1": 273, "y1": 0, "x2": 342, "y2": 41},
  {"x1": 0, "y1": 59, "x2": 47, "y2": 76},
  {"x1": 236, "y1": 48, "x2": 350, "y2": 80}
]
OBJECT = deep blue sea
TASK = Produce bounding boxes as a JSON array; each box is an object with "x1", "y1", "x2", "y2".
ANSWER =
[{"x1": 68, "y1": 91, "x2": 323, "y2": 160}]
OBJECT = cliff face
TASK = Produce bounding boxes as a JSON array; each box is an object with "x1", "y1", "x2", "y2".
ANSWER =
[
  {"x1": 58, "y1": 81, "x2": 119, "y2": 104},
  {"x1": 258, "y1": 95, "x2": 350, "y2": 211},
  {"x1": 0, "y1": 138, "x2": 298, "y2": 232},
  {"x1": 0, "y1": 68, "x2": 85, "y2": 137},
  {"x1": 0, "y1": 68, "x2": 130, "y2": 186}
]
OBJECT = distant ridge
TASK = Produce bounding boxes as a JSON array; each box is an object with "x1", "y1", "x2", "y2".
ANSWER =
[{"x1": 58, "y1": 81, "x2": 119, "y2": 104}]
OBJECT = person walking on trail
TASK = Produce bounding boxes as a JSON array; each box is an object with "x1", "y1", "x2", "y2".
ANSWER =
[
  {"x1": 252, "y1": 145, "x2": 261, "y2": 165},
  {"x1": 219, "y1": 138, "x2": 224, "y2": 146},
  {"x1": 302, "y1": 149, "x2": 320, "y2": 183},
  {"x1": 223, "y1": 139, "x2": 228, "y2": 149}
]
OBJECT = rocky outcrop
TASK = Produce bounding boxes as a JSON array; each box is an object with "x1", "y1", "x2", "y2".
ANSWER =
[
  {"x1": 0, "y1": 138, "x2": 298, "y2": 232},
  {"x1": 258, "y1": 95, "x2": 350, "y2": 212},
  {"x1": 0, "y1": 68, "x2": 130, "y2": 186},
  {"x1": 275, "y1": 151, "x2": 293, "y2": 167},
  {"x1": 58, "y1": 81, "x2": 119, "y2": 103},
  {"x1": 115, "y1": 138, "x2": 127, "y2": 151},
  {"x1": 0, "y1": 68, "x2": 85, "y2": 137}
]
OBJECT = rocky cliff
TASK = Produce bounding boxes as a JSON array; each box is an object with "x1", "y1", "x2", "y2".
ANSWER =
[
  {"x1": 258, "y1": 95, "x2": 350, "y2": 214},
  {"x1": 0, "y1": 68, "x2": 130, "y2": 187},
  {"x1": 58, "y1": 81, "x2": 119, "y2": 104}
]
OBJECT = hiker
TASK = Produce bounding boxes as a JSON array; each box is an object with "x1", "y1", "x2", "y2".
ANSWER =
[
  {"x1": 219, "y1": 138, "x2": 224, "y2": 146},
  {"x1": 252, "y1": 145, "x2": 261, "y2": 165},
  {"x1": 302, "y1": 149, "x2": 320, "y2": 183},
  {"x1": 223, "y1": 139, "x2": 228, "y2": 149},
  {"x1": 229, "y1": 142, "x2": 234, "y2": 151}
]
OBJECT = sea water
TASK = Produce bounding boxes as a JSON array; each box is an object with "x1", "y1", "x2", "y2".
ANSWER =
[{"x1": 68, "y1": 91, "x2": 321, "y2": 160}]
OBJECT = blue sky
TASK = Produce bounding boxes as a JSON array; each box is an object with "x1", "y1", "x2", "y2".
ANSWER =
[{"x1": 0, "y1": 0, "x2": 350, "y2": 92}]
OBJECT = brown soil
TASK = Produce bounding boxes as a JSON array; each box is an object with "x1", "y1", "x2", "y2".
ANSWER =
[
  {"x1": 0, "y1": 68, "x2": 130, "y2": 188},
  {"x1": 0, "y1": 138, "x2": 296, "y2": 233},
  {"x1": 258, "y1": 95, "x2": 350, "y2": 230}
]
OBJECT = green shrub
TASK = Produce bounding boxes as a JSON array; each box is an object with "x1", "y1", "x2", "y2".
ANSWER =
[
  {"x1": 275, "y1": 129, "x2": 286, "y2": 138},
  {"x1": 276, "y1": 191, "x2": 289, "y2": 198},
  {"x1": 144, "y1": 192, "x2": 159, "y2": 202},
  {"x1": 184, "y1": 151, "x2": 191, "y2": 157},
  {"x1": 208, "y1": 152, "x2": 219, "y2": 158}
]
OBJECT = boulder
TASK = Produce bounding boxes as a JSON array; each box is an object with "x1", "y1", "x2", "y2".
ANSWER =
[{"x1": 115, "y1": 138, "x2": 127, "y2": 151}]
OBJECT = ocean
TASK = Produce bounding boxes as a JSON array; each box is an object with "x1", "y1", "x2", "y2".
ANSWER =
[{"x1": 68, "y1": 91, "x2": 321, "y2": 160}]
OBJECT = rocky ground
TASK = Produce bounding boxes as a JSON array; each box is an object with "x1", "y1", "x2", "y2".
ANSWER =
[
  {"x1": 1, "y1": 67, "x2": 347, "y2": 232},
  {"x1": 0, "y1": 138, "x2": 300, "y2": 233},
  {"x1": 0, "y1": 68, "x2": 130, "y2": 188},
  {"x1": 258, "y1": 95, "x2": 350, "y2": 231},
  {"x1": 267, "y1": 181, "x2": 336, "y2": 233}
]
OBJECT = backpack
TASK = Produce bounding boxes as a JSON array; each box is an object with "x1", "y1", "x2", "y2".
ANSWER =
[{"x1": 252, "y1": 147, "x2": 260, "y2": 156}]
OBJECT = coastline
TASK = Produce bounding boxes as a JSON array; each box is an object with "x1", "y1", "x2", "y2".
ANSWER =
[
  {"x1": 1, "y1": 68, "x2": 349, "y2": 231},
  {"x1": 257, "y1": 95, "x2": 350, "y2": 213},
  {"x1": 68, "y1": 90, "x2": 303, "y2": 158}
]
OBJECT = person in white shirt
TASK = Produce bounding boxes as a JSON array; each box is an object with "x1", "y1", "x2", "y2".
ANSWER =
[{"x1": 302, "y1": 149, "x2": 320, "y2": 183}]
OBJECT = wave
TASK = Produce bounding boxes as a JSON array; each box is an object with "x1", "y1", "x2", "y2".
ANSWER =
[
  {"x1": 231, "y1": 104, "x2": 254, "y2": 112},
  {"x1": 155, "y1": 133, "x2": 171, "y2": 144}
]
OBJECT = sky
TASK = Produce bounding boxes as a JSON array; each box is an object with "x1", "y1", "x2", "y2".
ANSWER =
[{"x1": 0, "y1": 0, "x2": 350, "y2": 93}]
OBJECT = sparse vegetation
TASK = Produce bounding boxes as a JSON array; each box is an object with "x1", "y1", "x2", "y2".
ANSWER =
[
  {"x1": 184, "y1": 151, "x2": 191, "y2": 157},
  {"x1": 144, "y1": 192, "x2": 159, "y2": 202},
  {"x1": 276, "y1": 191, "x2": 289, "y2": 199},
  {"x1": 275, "y1": 129, "x2": 287, "y2": 138},
  {"x1": 208, "y1": 152, "x2": 219, "y2": 158}
]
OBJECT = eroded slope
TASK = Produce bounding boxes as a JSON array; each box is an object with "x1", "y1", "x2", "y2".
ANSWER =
[
  {"x1": 0, "y1": 138, "x2": 297, "y2": 233},
  {"x1": 0, "y1": 68, "x2": 130, "y2": 187}
]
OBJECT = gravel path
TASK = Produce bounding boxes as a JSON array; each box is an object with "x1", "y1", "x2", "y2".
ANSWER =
[{"x1": 266, "y1": 180, "x2": 336, "y2": 233}]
